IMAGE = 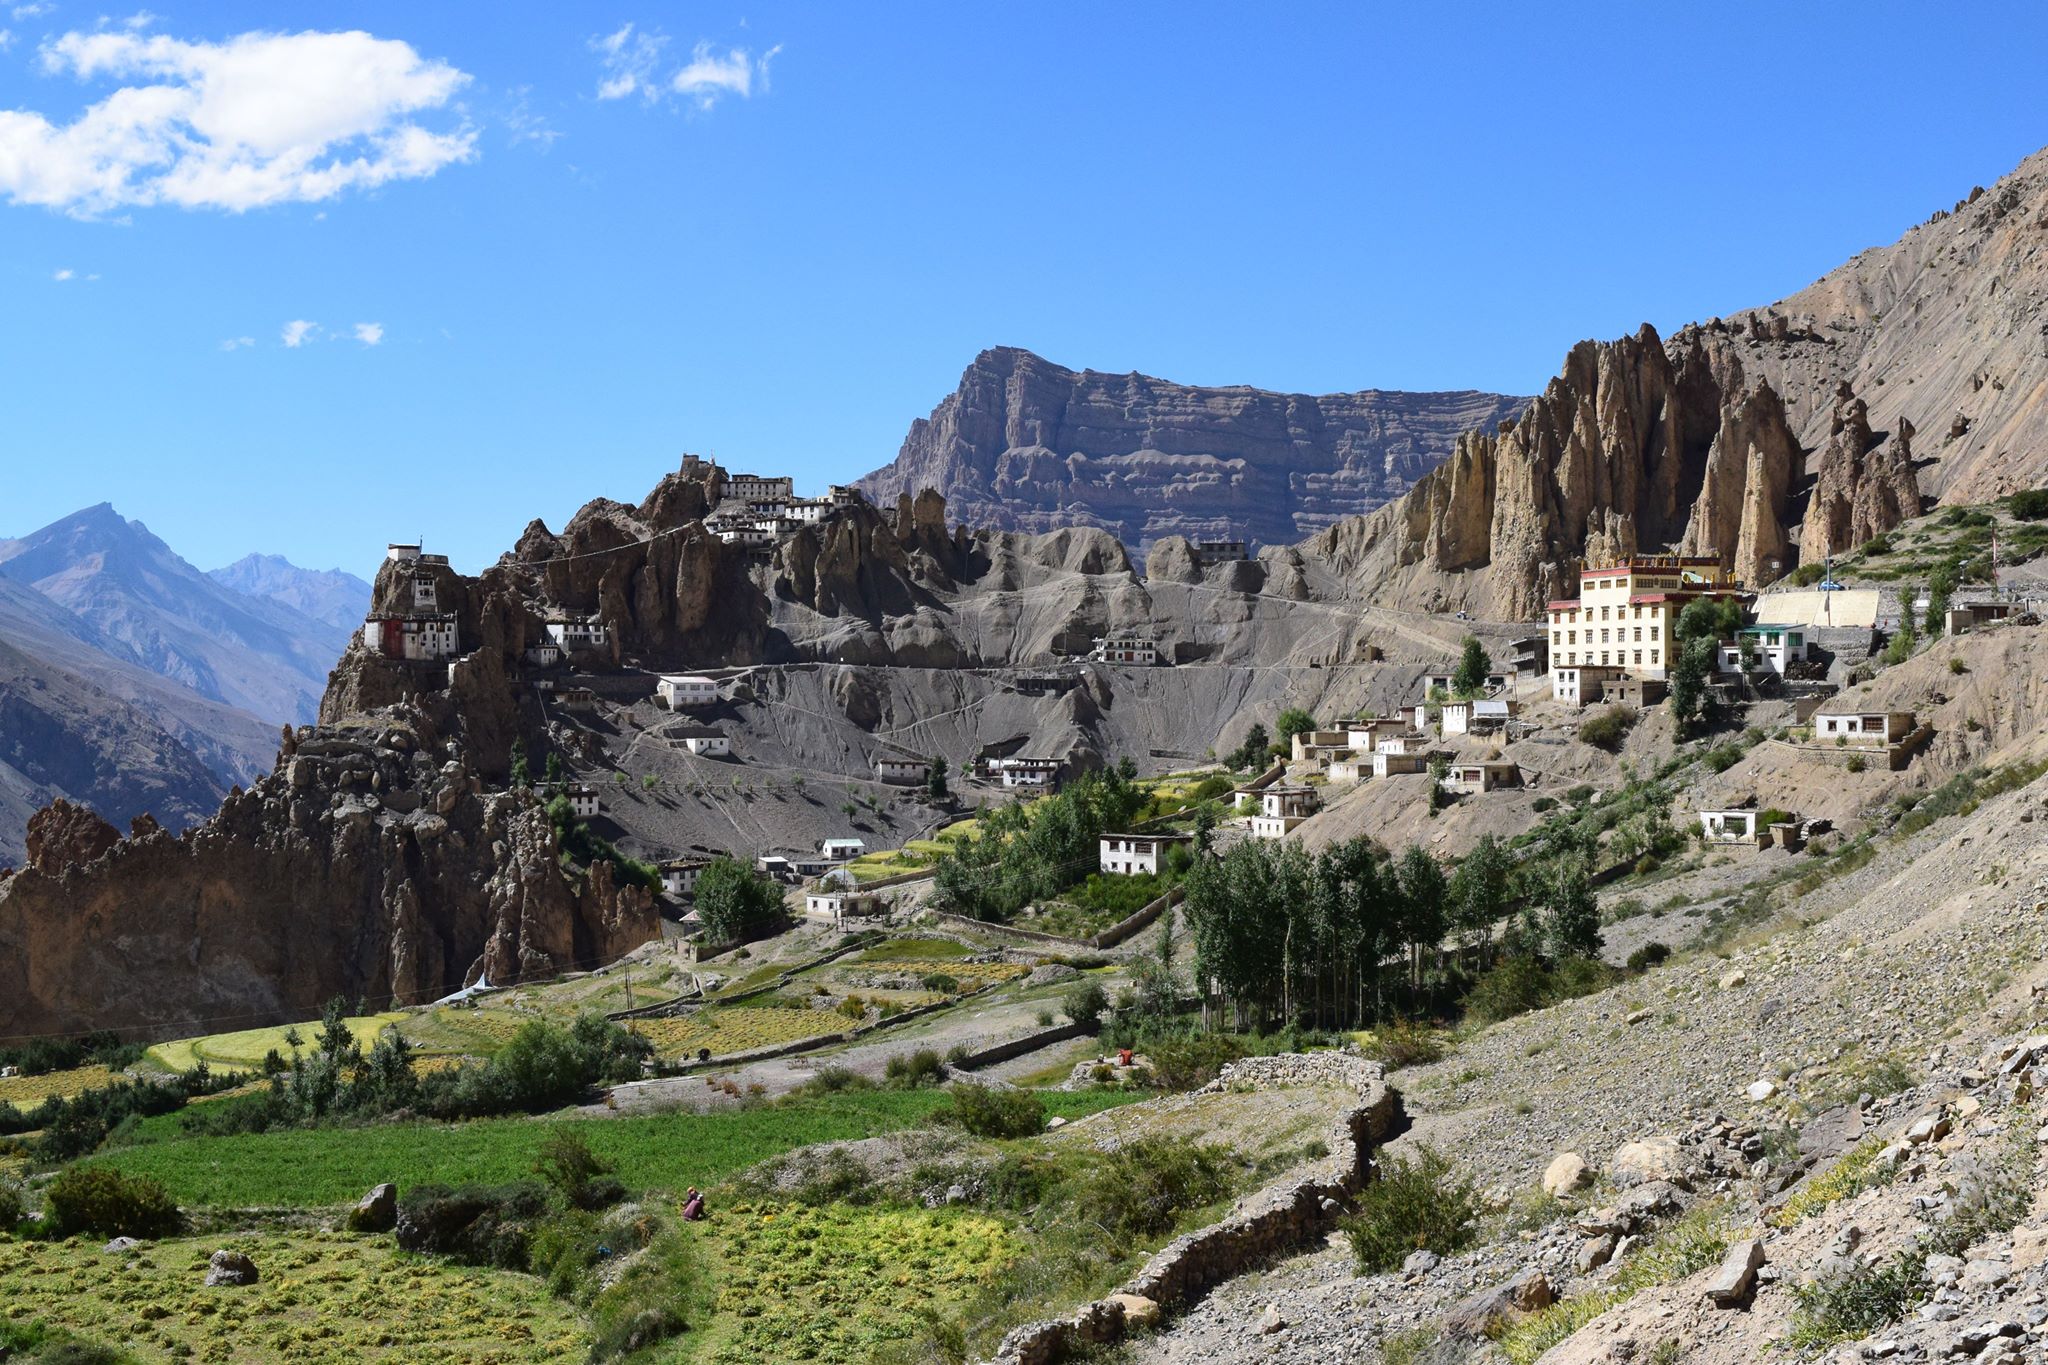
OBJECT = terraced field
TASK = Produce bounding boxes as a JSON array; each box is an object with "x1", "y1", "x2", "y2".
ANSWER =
[
  {"x1": 0, "y1": 1228, "x2": 588, "y2": 1363},
  {"x1": 0, "y1": 1065, "x2": 118, "y2": 1108},
  {"x1": 633, "y1": 1006, "x2": 848, "y2": 1058},
  {"x1": 147, "y1": 1014, "x2": 409, "y2": 1073}
]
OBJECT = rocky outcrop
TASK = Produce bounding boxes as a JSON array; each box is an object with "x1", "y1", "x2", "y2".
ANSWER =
[
  {"x1": 860, "y1": 347, "x2": 1527, "y2": 553},
  {"x1": 1799, "y1": 385, "x2": 1923, "y2": 559},
  {"x1": 1305, "y1": 326, "x2": 1812, "y2": 619},
  {"x1": 0, "y1": 712, "x2": 657, "y2": 1042}
]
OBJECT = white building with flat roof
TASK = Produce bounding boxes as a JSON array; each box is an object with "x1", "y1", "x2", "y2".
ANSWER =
[
  {"x1": 547, "y1": 617, "x2": 610, "y2": 652},
  {"x1": 874, "y1": 756, "x2": 927, "y2": 785},
  {"x1": 657, "y1": 675, "x2": 719, "y2": 710},
  {"x1": 673, "y1": 726, "x2": 730, "y2": 756},
  {"x1": 1099, "y1": 833, "x2": 1190, "y2": 876}
]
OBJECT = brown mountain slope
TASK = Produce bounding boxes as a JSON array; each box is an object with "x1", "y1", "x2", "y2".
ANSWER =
[
  {"x1": 1304, "y1": 145, "x2": 2048, "y2": 621},
  {"x1": 858, "y1": 346, "x2": 1527, "y2": 553}
]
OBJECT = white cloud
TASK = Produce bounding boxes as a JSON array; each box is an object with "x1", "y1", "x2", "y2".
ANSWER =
[
  {"x1": 352, "y1": 321, "x2": 382, "y2": 346},
  {"x1": 590, "y1": 22, "x2": 664, "y2": 102},
  {"x1": 0, "y1": 25, "x2": 476, "y2": 215},
  {"x1": 219, "y1": 335, "x2": 253, "y2": 350},
  {"x1": 503, "y1": 85, "x2": 561, "y2": 151},
  {"x1": 280, "y1": 319, "x2": 315, "y2": 347},
  {"x1": 12, "y1": 3, "x2": 51, "y2": 19},
  {"x1": 51, "y1": 265, "x2": 72, "y2": 279},
  {"x1": 592, "y1": 26, "x2": 778, "y2": 110},
  {"x1": 0, "y1": 29, "x2": 14, "y2": 50}
]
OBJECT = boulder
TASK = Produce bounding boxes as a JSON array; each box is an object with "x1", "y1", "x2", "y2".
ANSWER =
[
  {"x1": 1704, "y1": 1238, "x2": 1764, "y2": 1307},
  {"x1": 102, "y1": 1237, "x2": 140, "y2": 1254},
  {"x1": 1403, "y1": 1250, "x2": 1440, "y2": 1275},
  {"x1": 1610, "y1": 1136, "x2": 1688, "y2": 1188},
  {"x1": 1576, "y1": 1235, "x2": 1615, "y2": 1273},
  {"x1": 1745, "y1": 1079, "x2": 1778, "y2": 1102},
  {"x1": 1107, "y1": 1294, "x2": 1162, "y2": 1330},
  {"x1": 1719, "y1": 969, "x2": 1748, "y2": 990},
  {"x1": 204, "y1": 1249, "x2": 259, "y2": 1287},
  {"x1": 348, "y1": 1182, "x2": 398, "y2": 1233},
  {"x1": 1258, "y1": 1304, "x2": 1286, "y2": 1335},
  {"x1": 1542, "y1": 1152, "x2": 1590, "y2": 1198},
  {"x1": 1445, "y1": 1269, "x2": 1552, "y2": 1337}
]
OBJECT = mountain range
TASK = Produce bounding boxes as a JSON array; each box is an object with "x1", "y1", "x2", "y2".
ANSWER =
[{"x1": 0, "y1": 506, "x2": 370, "y2": 864}]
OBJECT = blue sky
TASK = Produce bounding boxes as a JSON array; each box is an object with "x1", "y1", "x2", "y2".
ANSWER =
[{"x1": 5, "y1": 2, "x2": 2046, "y2": 576}]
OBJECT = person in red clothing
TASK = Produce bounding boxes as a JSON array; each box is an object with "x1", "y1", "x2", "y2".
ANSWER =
[
  {"x1": 681, "y1": 1187, "x2": 706, "y2": 1221},
  {"x1": 1117, "y1": 1048, "x2": 1134, "y2": 1068}
]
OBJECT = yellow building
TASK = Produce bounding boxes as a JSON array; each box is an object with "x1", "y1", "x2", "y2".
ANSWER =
[{"x1": 1546, "y1": 556, "x2": 1742, "y2": 681}]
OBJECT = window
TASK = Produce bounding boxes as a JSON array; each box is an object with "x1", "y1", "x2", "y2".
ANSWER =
[
  {"x1": 1601, "y1": 651, "x2": 1610, "y2": 665},
  {"x1": 1633, "y1": 627, "x2": 1642, "y2": 641},
  {"x1": 1601, "y1": 606, "x2": 1610, "y2": 621},
  {"x1": 1649, "y1": 626, "x2": 1659, "y2": 641},
  {"x1": 1634, "y1": 650, "x2": 1642, "y2": 664}
]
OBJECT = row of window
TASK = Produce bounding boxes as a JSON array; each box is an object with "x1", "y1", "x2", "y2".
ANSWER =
[
  {"x1": 1558, "y1": 649, "x2": 1664, "y2": 667},
  {"x1": 1553, "y1": 625, "x2": 1662, "y2": 645},
  {"x1": 1551, "y1": 602, "x2": 1664, "y2": 624}
]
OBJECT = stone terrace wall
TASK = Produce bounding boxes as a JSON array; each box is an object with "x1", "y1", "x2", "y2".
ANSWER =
[{"x1": 984, "y1": 1052, "x2": 1404, "y2": 1365}]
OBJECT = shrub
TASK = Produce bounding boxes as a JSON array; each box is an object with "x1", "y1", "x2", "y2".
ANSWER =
[
  {"x1": 1062, "y1": 980, "x2": 1108, "y2": 1029},
  {"x1": 0, "y1": 1182, "x2": 22, "y2": 1233},
  {"x1": 938, "y1": 1083, "x2": 1046, "y2": 1139},
  {"x1": 883, "y1": 1048, "x2": 947, "y2": 1089},
  {"x1": 45, "y1": 1165, "x2": 182, "y2": 1239},
  {"x1": 1787, "y1": 561, "x2": 1826, "y2": 586},
  {"x1": 1784, "y1": 1250, "x2": 1928, "y2": 1349},
  {"x1": 2010, "y1": 488, "x2": 2048, "y2": 520},
  {"x1": 534, "y1": 1128, "x2": 622, "y2": 1211},
  {"x1": 1344, "y1": 1146, "x2": 1479, "y2": 1273},
  {"x1": 1577, "y1": 705, "x2": 1637, "y2": 752},
  {"x1": 1143, "y1": 1033, "x2": 1246, "y2": 1091},
  {"x1": 1626, "y1": 941, "x2": 1671, "y2": 972},
  {"x1": 921, "y1": 972, "x2": 960, "y2": 994},
  {"x1": 1189, "y1": 773, "x2": 1235, "y2": 802},
  {"x1": 1359, "y1": 1019, "x2": 1444, "y2": 1070},
  {"x1": 1565, "y1": 784, "x2": 1596, "y2": 805},
  {"x1": 395, "y1": 1182, "x2": 551, "y2": 1269},
  {"x1": 1073, "y1": 1137, "x2": 1234, "y2": 1241},
  {"x1": 1845, "y1": 754, "x2": 1867, "y2": 774}
]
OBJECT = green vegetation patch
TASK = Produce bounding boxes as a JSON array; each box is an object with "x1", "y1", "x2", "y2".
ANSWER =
[
  {"x1": 96, "y1": 1091, "x2": 1132, "y2": 1209},
  {"x1": 0, "y1": 1227, "x2": 589, "y2": 1363},
  {"x1": 702, "y1": 1201, "x2": 1017, "y2": 1363},
  {"x1": 147, "y1": 1013, "x2": 408, "y2": 1074},
  {"x1": 1499, "y1": 1202, "x2": 1729, "y2": 1363}
]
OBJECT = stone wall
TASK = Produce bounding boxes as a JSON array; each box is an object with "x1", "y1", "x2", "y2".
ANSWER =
[{"x1": 983, "y1": 1052, "x2": 1403, "y2": 1365}]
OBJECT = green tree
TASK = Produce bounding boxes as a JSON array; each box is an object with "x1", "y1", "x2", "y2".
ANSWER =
[
  {"x1": 1427, "y1": 755, "x2": 1451, "y2": 815},
  {"x1": 1451, "y1": 636, "x2": 1491, "y2": 697},
  {"x1": 1394, "y1": 845, "x2": 1449, "y2": 991},
  {"x1": 1447, "y1": 835, "x2": 1510, "y2": 958},
  {"x1": 1668, "y1": 636, "x2": 1717, "y2": 732},
  {"x1": 509, "y1": 739, "x2": 531, "y2": 789},
  {"x1": 694, "y1": 856, "x2": 784, "y2": 944},
  {"x1": 1539, "y1": 857, "x2": 1602, "y2": 960},
  {"x1": 1275, "y1": 708, "x2": 1318, "y2": 747},
  {"x1": 1675, "y1": 596, "x2": 1743, "y2": 646},
  {"x1": 926, "y1": 760, "x2": 949, "y2": 802},
  {"x1": 1228, "y1": 722, "x2": 1271, "y2": 773},
  {"x1": 544, "y1": 751, "x2": 565, "y2": 787},
  {"x1": 1924, "y1": 561, "x2": 1958, "y2": 636}
]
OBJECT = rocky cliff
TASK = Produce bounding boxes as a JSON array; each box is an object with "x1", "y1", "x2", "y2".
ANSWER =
[
  {"x1": 1304, "y1": 147, "x2": 2048, "y2": 618},
  {"x1": 859, "y1": 347, "x2": 1527, "y2": 553},
  {"x1": 0, "y1": 712, "x2": 656, "y2": 1042}
]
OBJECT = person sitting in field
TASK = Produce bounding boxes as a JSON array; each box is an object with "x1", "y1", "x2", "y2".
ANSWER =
[
  {"x1": 1117, "y1": 1047, "x2": 1134, "y2": 1068},
  {"x1": 681, "y1": 1187, "x2": 706, "y2": 1221}
]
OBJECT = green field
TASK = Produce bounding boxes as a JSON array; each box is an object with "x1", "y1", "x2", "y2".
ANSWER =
[
  {"x1": 147, "y1": 1013, "x2": 409, "y2": 1073},
  {"x1": 96, "y1": 1090, "x2": 1140, "y2": 1208}
]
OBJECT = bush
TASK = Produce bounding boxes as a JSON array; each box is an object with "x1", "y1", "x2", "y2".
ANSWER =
[
  {"x1": 1626, "y1": 942, "x2": 1672, "y2": 972},
  {"x1": 1784, "y1": 1251, "x2": 1929, "y2": 1349},
  {"x1": 1142, "y1": 1033, "x2": 1247, "y2": 1091},
  {"x1": 534, "y1": 1128, "x2": 622, "y2": 1211},
  {"x1": 1787, "y1": 561, "x2": 1826, "y2": 586},
  {"x1": 1845, "y1": 754, "x2": 1867, "y2": 774},
  {"x1": 0, "y1": 1182, "x2": 22, "y2": 1234},
  {"x1": 1577, "y1": 705, "x2": 1637, "y2": 752},
  {"x1": 1072, "y1": 1137, "x2": 1234, "y2": 1241},
  {"x1": 938, "y1": 1084, "x2": 1046, "y2": 1139},
  {"x1": 1565, "y1": 784, "x2": 1596, "y2": 805},
  {"x1": 1359, "y1": 1019, "x2": 1444, "y2": 1070},
  {"x1": 1344, "y1": 1146, "x2": 1479, "y2": 1273},
  {"x1": 1189, "y1": 773, "x2": 1235, "y2": 802},
  {"x1": 1062, "y1": 980, "x2": 1108, "y2": 1030},
  {"x1": 883, "y1": 1048, "x2": 947, "y2": 1089},
  {"x1": 45, "y1": 1165, "x2": 182, "y2": 1239},
  {"x1": 1531, "y1": 796, "x2": 1557, "y2": 813},
  {"x1": 2008, "y1": 489, "x2": 2048, "y2": 520},
  {"x1": 395, "y1": 1183, "x2": 551, "y2": 1269},
  {"x1": 920, "y1": 972, "x2": 960, "y2": 994}
]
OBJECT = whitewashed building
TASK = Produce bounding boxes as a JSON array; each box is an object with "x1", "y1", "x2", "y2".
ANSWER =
[
  {"x1": 660, "y1": 858, "x2": 710, "y2": 897},
  {"x1": 997, "y1": 758, "x2": 1063, "y2": 790},
  {"x1": 1551, "y1": 664, "x2": 1626, "y2": 707},
  {"x1": 805, "y1": 888, "x2": 886, "y2": 923},
  {"x1": 1098, "y1": 832, "x2": 1190, "y2": 876},
  {"x1": 1814, "y1": 709, "x2": 1917, "y2": 744},
  {"x1": 874, "y1": 756, "x2": 928, "y2": 785},
  {"x1": 1441, "y1": 698, "x2": 1513, "y2": 736},
  {"x1": 525, "y1": 642, "x2": 561, "y2": 667},
  {"x1": 723, "y1": 473, "x2": 795, "y2": 504},
  {"x1": 1093, "y1": 636, "x2": 1159, "y2": 665},
  {"x1": 673, "y1": 725, "x2": 730, "y2": 757},
  {"x1": 547, "y1": 617, "x2": 610, "y2": 652},
  {"x1": 1717, "y1": 626, "x2": 1808, "y2": 676},
  {"x1": 562, "y1": 783, "x2": 600, "y2": 819},
  {"x1": 1698, "y1": 809, "x2": 1766, "y2": 846},
  {"x1": 820, "y1": 838, "x2": 866, "y2": 862},
  {"x1": 362, "y1": 614, "x2": 460, "y2": 661},
  {"x1": 1249, "y1": 785, "x2": 1318, "y2": 840},
  {"x1": 1440, "y1": 761, "x2": 1521, "y2": 794},
  {"x1": 657, "y1": 675, "x2": 720, "y2": 710}
]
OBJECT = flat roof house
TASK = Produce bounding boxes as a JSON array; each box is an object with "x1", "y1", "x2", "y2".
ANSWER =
[
  {"x1": 660, "y1": 857, "x2": 710, "y2": 897},
  {"x1": 819, "y1": 838, "x2": 866, "y2": 862},
  {"x1": 874, "y1": 756, "x2": 928, "y2": 785},
  {"x1": 1249, "y1": 785, "x2": 1318, "y2": 839},
  {"x1": 1946, "y1": 602, "x2": 2014, "y2": 636},
  {"x1": 1718, "y1": 625, "x2": 1808, "y2": 676},
  {"x1": 361, "y1": 614, "x2": 461, "y2": 662},
  {"x1": 1092, "y1": 636, "x2": 1160, "y2": 666},
  {"x1": 1099, "y1": 832, "x2": 1191, "y2": 876},
  {"x1": 554, "y1": 685, "x2": 597, "y2": 710},
  {"x1": 1372, "y1": 749, "x2": 1429, "y2": 779},
  {"x1": 1550, "y1": 663, "x2": 1627, "y2": 707},
  {"x1": 997, "y1": 757, "x2": 1063, "y2": 790},
  {"x1": 1814, "y1": 708, "x2": 1917, "y2": 745},
  {"x1": 1441, "y1": 699, "x2": 1513, "y2": 736},
  {"x1": 546, "y1": 617, "x2": 610, "y2": 652},
  {"x1": 1291, "y1": 729, "x2": 1351, "y2": 762},
  {"x1": 657, "y1": 675, "x2": 720, "y2": 710},
  {"x1": 1231, "y1": 762, "x2": 1288, "y2": 810},
  {"x1": 525, "y1": 642, "x2": 561, "y2": 667},
  {"x1": 1698, "y1": 808, "x2": 1769, "y2": 847},
  {"x1": 562, "y1": 783, "x2": 599, "y2": 819},
  {"x1": 805, "y1": 888, "x2": 886, "y2": 924},
  {"x1": 673, "y1": 725, "x2": 730, "y2": 757},
  {"x1": 1440, "y1": 761, "x2": 1521, "y2": 795}
]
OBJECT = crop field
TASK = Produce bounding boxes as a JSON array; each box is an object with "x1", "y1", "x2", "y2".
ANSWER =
[
  {"x1": 631, "y1": 1007, "x2": 847, "y2": 1058},
  {"x1": 97, "y1": 1091, "x2": 1141, "y2": 1209},
  {"x1": 854, "y1": 937, "x2": 975, "y2": 962},
  {"x1": 0, "y1": 1228, "x2": 588, "y2": 1363},
  {"x1": 0, "y1": 1064, "x2": 118, "y2": 1108},
  {"x1": 393, "y1": 1005, "x2": 540, "y2": 1057},
  {"x1": 699, "y1": 1201, "x2": 1017, "y2": 1363},
  {"x1": 147, "y1": 1013, "x2": 409, "y2": 1073},
  {"x1": 849, "y1": 958, "x2": 1028, "y2": 989}
]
